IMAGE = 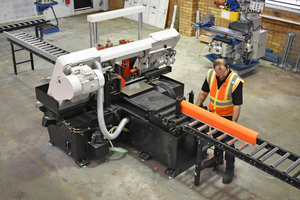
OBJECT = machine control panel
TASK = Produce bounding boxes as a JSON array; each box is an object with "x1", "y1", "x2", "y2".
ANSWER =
[{"x1": 249, "y1": 1, "x2": 265, "y2": 12}]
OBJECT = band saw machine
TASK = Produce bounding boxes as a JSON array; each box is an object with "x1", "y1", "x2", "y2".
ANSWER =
[
  {"x1": 34, "y1": 28, "x2": 300, "y2": 189},
  {"x1": 2, "y1": 5, "x2": 298, "y2": 189}
]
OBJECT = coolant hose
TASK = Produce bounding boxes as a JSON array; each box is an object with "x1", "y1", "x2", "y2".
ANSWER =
[{"x1": 95, "y1": 61, "x2": 130, "y2": 140}]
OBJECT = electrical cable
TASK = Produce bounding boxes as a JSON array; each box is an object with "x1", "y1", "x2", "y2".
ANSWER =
[
  {"x1": 108, "y1": 140, "x2": 114, "y2": 148},
  {"x1": 245, "y1": 12, "x2": 254, "y2": 34},
  {"x1": 107, "y1": 153, "x2": 128, "y2": 161},
  {"x1": 50, "y1": 6, "x2": 59, "y2": 27},
  {"x1": 199, "y1": 46, "x2": 209, "y2": 57},
  {"x1": 253, "y1": 25, "x2": 264, "y2": 31},
  {"x1": 245, "y1": 12, "x2": 265, "y2": 33},
  {"x1": 107, "y1": 126, "x2": 128, "y2": 160}
]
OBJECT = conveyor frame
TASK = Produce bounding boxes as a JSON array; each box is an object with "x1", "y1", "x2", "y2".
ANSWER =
[
  {"x1": 183, "y1": 125, "x2": 300, "y2": 189},
  {"x1": 5, "y1": 32, "x2": 69, "y2": 74}
]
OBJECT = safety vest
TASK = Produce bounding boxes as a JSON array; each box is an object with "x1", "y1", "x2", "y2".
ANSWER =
[{"x1": 207, "y1": 69, "x2": 245, "y2": 116}]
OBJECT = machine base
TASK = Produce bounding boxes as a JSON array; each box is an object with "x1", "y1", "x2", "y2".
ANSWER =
[
  {"x1": 42, "y1": 24, "x2": 59, "y2": 34},
  {"x1": 234, "y1": 63, "x2": 260, "y2": 76}
]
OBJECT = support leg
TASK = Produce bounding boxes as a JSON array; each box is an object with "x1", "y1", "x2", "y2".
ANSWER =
[
  {"x1": 35, "y1": 26, "x2": 39, "y2": 38},
  {"x1": 213, "y1": 148, "x2": 222, "y2": 173},
  {"x1": 194, "y1": 137, "x2": 205, "y2": 186},
  {"x1": 10, "y1": 43, "x2": 17, "y2": 75},
  {"x1": 30, "y1": 52, "x2": 34, "y2": 71},
  {"x1": 89, "y1": 22, "x2": 98, "y2": 48},
  {"x1": 40, "y1": 25, "x2": 44, "y2": 40},
  {"x1": 138, "y1": 12, "x2": 143, "y2": 40}
]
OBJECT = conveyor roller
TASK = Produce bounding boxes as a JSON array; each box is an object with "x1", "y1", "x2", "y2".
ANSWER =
[
  {"x1": 178, "y1": 100, "x2": 300, "y2": 189},
  {"x1": 4, "y1": 32, "x2": 69, "y2": 63}
]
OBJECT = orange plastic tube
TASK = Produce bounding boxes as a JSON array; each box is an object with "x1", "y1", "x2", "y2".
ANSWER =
[{"x1": 181, "y1": 100, "x2": 259, "y2": 146}]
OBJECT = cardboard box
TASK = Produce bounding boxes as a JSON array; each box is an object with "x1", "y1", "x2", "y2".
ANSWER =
[{"x1": 198, "y1": 35, "x2": 210, "y2": 43}]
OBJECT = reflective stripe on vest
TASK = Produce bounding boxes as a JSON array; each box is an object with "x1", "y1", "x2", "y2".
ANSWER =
[{"x1": 207, "y1": 69, "x2": 244, "y2": 116}]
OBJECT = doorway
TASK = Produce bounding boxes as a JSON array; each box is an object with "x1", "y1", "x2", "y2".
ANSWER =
[{"x1": 74, "y1": 0, "x2": 92, "y2": 10}]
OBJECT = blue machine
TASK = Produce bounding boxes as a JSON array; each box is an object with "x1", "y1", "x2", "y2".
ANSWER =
[
  {"x1": 193, "y1": 1, "x2": 267, "y2": 75},
  {"x1": 194, "y1": 23, "x2": 214, "y2": 29},
  {"x1": 34, "y1": 0, "x2": 59, "y2": 34},
  {"x1": 214, "y1": 34, "x2": 242, "y2": 46},
  {"x1": 225, "y1": 0, "x2": 239, "y2": 12},
  {"x1": 205, "y1": 53, "x2": 259, "y2": 71},
  {"x1": 205, "y1": 34, "x2": 258, "y2": 72}
]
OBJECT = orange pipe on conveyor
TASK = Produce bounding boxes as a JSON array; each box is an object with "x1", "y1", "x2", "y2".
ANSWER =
[{"x1": 181, "y1": 100, "x2": 259, "y2": 146}]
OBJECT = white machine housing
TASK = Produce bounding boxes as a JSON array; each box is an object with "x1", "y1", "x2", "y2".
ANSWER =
[{"x1": 47, "y1": 28, "x2": 180, "y2": 109}]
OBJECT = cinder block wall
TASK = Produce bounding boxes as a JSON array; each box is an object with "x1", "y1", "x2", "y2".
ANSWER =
[
  {"x1": 178, "y1": 0, "x2": 198, "y2": 36},
  {"x1": 108, "y1": 0, "x2": 300, "y2": 54},
  {"x1": 198, "y1": 0, "x2": 229, "y2": 29},
  {"x1": 261, "y1": 10, "x2": 300, "y2": 54},
  {"x1": 166, "y1": 0, "x2": 178, "y2": 28}
]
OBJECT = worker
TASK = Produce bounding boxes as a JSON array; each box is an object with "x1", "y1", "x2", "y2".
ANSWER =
[{"x1": 196, "y1": 58, "x2": 244, "y2": 184}]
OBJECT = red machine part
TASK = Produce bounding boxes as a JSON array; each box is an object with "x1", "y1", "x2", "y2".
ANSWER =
[
  {"x1": 98, "y1": 45, "x2": 105, "y2": 50},
  {"x1": 214, "y1": 1, "x2": 224, "y2": 6},
  {"x1": 106, "y1": 39, "x2": 113, "y2": 47},
  {"x1": 119, "y1": 39, "x2": 138, "y2": 79},
  {"x1": 98, "y1": 39, "x2": 138, "y2": 88},
  {"x1": 66, "y1": 0, "x2": 70, "y2": 4},
  {"x1": 114, "y1": 73, "x2": 126, "y2": 89}
]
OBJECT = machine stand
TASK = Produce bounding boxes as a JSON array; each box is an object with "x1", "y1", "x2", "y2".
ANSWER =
[
  {"x1": 139, "y1": 151, "x2": 153, "y2": 161},
  {"x1": 76, "y1": 158, "x2": 89, "y2": 168},
  {"x1": 34, "y1": 1, "x2": 59, "y2": 34},
  {"x1": 42, "y1": 24, "x2": 59, "y2": 34},
  {"x1": 88, "y1": 141, "x2": 110, "y2": 160},
  {"x1": 9, "y1": 42, "x2": 34, "y2": 75},
  {"x1": 165, "y1": 168, "x2": 177, "y2": 178},
  {"x1": 235, "y1": 63, "x2": 261, "y2": 76}
]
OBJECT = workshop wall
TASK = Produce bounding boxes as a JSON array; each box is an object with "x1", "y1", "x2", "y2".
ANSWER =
[
  {"x1": 197, "y1": 0, "x2": 229, "y2": 35},
  {"x1": 107, "y1": 0, "x2": 300, "y2": 55},
  {"x1": 108, "y1": 0, "x2": 125, "y2": 11},
  {"x1": 178, "y1": 0, "x2": 198, "y2": 36},
  {"x1": 0, "y1": 0, "x2": 37, "y2": 22},
  {"x1": 166, "y1": 0, "x2": 178, "y2": 28},
  {"x1": 261, "y1": 10, "x2": 300, "y2": 55},
  {"x1": 0, "y1": 0, "x2": 108, "y2": 23},
  {"x1": 108, "y1": 0, "x2": 198, "y2": 36},
  {"x1": 197, "y1": 0, "x2": 300, "y2": 55}
]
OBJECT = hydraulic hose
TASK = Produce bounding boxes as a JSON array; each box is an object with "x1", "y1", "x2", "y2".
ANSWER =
[{"x1": 95, "y1": 61, "x2": 130, "y2": 140}]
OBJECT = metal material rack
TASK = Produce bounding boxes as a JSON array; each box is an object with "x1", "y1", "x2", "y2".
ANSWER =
[
  {"x1": 277, "y1": 32, "x2": 300, "y2": 73},
  {"x1": 4, "y1": 32, "x2": 69, "y2": 74},
  {"x1": 0, "y1": 16, "x2": 48, "y2": 39},
  {"x1": 183, "y1": 121, "x2": 300, "y2": 189}
]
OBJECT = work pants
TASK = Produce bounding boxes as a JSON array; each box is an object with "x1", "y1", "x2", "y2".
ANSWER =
[{"x1": 214, "y1": 115, "x2": 235, "y2": 170}]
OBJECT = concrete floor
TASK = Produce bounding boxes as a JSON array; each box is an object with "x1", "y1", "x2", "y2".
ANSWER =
[{"x1": 0, "y1": 13, "x2": 299, "y2": 200}]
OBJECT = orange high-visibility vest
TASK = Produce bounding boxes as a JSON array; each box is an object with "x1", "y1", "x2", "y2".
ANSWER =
[{"x1": 207, "y1": 69, "x2": 245, "y2": 116}]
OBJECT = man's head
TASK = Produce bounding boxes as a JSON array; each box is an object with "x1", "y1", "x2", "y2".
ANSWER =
[{"x1": 213, "y1": 58, "x2": 229, "y2": 81}]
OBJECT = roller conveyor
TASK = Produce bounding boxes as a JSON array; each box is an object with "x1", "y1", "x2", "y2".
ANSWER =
[
  {"x1": 4, "y1": 31, "x2": 69, "y2": 64},
  {"x1": 178, "y1": 100, "x2": 300, "y2": 189},
  {"x1": 181, "y1": 117, "x2": 300, "y2": 189},
  {"x1": 150, "y1": 98, "x2": 300, "y2": 189},
  {"x1": 0, "y1": 16, "x2": 47, "y2": 33}
]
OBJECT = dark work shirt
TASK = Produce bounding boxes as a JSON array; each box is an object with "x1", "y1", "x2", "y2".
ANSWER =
[{"x1": 201, "y1": 69, "x2": 243, "y2": 105}]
